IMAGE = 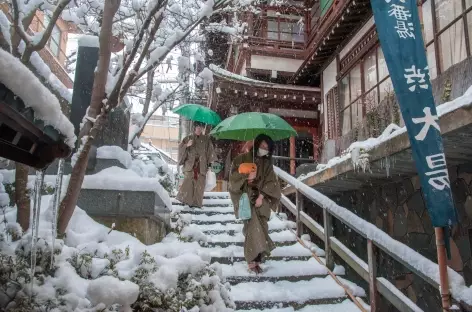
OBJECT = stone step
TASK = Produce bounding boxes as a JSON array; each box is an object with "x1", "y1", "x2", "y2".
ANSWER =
[
  {"x1": 179, "y1": 208, "x2": 234, "y2": 215},
  {"x1": 235, "y1": 298, "x2": 347, "y2": 311},
  {"x1": 179, "y1": 213, "x2": 238, "y2": 223},
  {"x1": 234, "y1": 299, "x2": 363, "y2": 312},
  {"x1": 177, "y1": 219, "x2": 241, "y2": 225},
  {"x1": 172, "y1": 198, "x2": 232, "y2": 206},
  {"x1": 206, "y1": 240, "x2": 295, "y2": 248},
  {"x1": 221, "y1": 258, "x2": 332, "y2": 280},
  {"x1": 226, "y1": 274, "x2": 317, "y2": 285},
  {"x1": 206, "y1": 229, "x2": 297, "y2": 244},
  {"x1": 201, "y1": 228, "x2": 291, "y2": 235},
  {"x1": 211, "y1": 255, "x2": 312, "y2": 265},
  {"x1": 231, "y1": 276, "x2": 365, "y2": 311},
  {"x1": 202, "y1": 242, "x2": 313, "y2": 259}
]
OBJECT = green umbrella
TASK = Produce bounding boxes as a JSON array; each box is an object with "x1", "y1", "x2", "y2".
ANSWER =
[
  {"x1": 210, "y1": 112, "x2": 297, "y2": 141},
  {"x1": 172, "y1": 104, "x2": 221, "y2": 126}
]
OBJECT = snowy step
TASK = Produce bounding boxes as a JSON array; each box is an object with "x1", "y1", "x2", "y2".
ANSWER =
[
  {"x1": 201, "y1": 228, "x2": 291, "y2": 235},
  {"x1": 207, "y1": 230, "x2": 297, "y2": 243},
  {"x1": 179, "y1": 213, "x2": 237, "y2": 222},
  {"x1": 186, "y1": 217, "x2": 296, "y2": 231},
  {"x1": 222, "y1": 258, "x2": 330, "y2": 278},
  {"x1": 172, "y1": 198, "x2": 232, "y2": 207},
  {"x1": 203, "y1": 191, "x2": 230, "y2": 198},
  {"x1": 231, "y1": 276, "x2": 365, "y2": 310},
  {"x1": 235, "y1": 299, "x2": 364, "y2": 312},
  {"x1": 207, "y1": 240, "x2": 295, "y2": 248},
  {"x1": 212, "y1": 256, "x2": 312, "y2": 265},
  {"x1": 205, "y1": 230, "x2": 297, "y2": 247},
  {"x1": 205, "y1": 242, "x2": 312, "y2": 258},
  {"x1": 179, "y1": 207, "x2": 234, "y2": 215},
  {"x1": 224, "y1": 260, "x2": 346, "y2": 284}
]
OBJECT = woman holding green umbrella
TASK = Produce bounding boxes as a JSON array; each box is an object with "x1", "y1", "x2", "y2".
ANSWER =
[
  {"x1": 212, "y1": 112, "x2": 296, "y2": 274},
  {"x1": 229, "y1": 134, "x2": 281, "y2": 274},
  {"x1": 174, "y1": 104, "x2": 219, "y2": 209}
]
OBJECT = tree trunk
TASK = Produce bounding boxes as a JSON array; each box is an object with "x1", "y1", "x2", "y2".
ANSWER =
[
  {"x1": 142, "y1": 68, "x2": 154, "y2": 117},
  {"x1": 56, "y1": 0, "x2": 120, "y2": 235},
  {"x1": 57, "y1": 140, "x2": 92, "y2": 234},
  {"x1": 15, "y1": 163, "x2": 30, "y2": 231}
]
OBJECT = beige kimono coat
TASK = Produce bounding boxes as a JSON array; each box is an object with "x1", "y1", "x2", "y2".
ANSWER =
[
  {"x1": 229, "y1": 152, "x2": 281, "y2": 263},
  {"x1": 176, "y1": 134, "x2": 216, "y2": 208}
]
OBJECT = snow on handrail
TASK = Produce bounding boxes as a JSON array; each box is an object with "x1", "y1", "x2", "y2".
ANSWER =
[{"x1": 274, "y1": 166, "x2": 472, "y2": 306}]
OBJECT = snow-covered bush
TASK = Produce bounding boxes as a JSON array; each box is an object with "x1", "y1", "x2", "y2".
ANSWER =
[{"x1": 0, "y1": 190, "x2": 233, "y2": 312}]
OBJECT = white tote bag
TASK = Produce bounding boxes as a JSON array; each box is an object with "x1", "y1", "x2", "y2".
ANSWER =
[{"x1": 205, "y1": 169, "x2": 217, "y2": 191}]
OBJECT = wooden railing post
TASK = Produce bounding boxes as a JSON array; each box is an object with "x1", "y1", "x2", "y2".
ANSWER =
[
  {"x1": 296, "y1": 190, "x2": 304, "y2": 236},
  {"x1": 368, "y1": 240, "x2": 379, "y2": 311},
  {"x1": 323, "y1": 209, "x2": 334, "y2": 269}
]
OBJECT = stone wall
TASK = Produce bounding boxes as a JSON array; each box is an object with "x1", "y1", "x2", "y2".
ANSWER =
[
  {"x1": 299, "y1": 162, "x2": 472, "y2": 311},
  {"x1": 92, "y1": 216, "x2": 166, "y2": 245}
]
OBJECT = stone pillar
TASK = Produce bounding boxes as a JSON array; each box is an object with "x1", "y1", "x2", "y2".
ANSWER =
[
  {"x1": 290, "y1": 136, "x2": 296, "y2": 175},
  {"x1": 70, "y1": 36, "x2": 99, "y2": 139}
]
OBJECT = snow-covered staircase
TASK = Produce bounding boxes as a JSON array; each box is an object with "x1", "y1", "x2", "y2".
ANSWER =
[{"x1": 172, "y1": 192, "x2": 367, "y2": 311}]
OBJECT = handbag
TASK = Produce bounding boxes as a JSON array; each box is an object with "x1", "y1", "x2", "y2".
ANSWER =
[{"x1": 238, "y1": 193, "x2": 251, "y2": 220}]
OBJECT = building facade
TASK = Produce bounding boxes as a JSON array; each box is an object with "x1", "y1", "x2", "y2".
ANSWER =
[
  {"x1": 0, "y1": 4, "x2": 74, "y2": 90},
  {"x1": 205, "y1": 0, "x2": 472, "y2": 310},
  {"x1": 140, "y1": 115, "x2": 180, "y2": 160}
]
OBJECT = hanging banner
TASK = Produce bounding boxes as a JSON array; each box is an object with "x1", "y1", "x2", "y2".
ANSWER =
[{"x1": 370, "y1": 0, "x2": 457, "y2": 228}]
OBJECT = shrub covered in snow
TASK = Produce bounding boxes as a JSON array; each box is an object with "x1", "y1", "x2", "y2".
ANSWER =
[{"x1": 0, "y1": 187, "x2": 233, "y2": 312}]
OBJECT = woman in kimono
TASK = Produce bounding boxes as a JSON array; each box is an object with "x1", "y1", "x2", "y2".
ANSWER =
[
  {"x1": 229, "y1": 134, "x2": 281, "y2": 273},
  {"x1": 177, "y1": 122, "x2": 216, "y2": 208}
]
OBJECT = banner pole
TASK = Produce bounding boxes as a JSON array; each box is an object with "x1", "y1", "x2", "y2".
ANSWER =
[
  {"x1": 435, "y1": 227, "x2": 451, "y2": 311},
  {"x1": 415, "y1": 4, "x2": 451, "y2": 311}
]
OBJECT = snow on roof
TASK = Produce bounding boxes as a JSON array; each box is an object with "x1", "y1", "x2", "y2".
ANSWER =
[
  {"x1": 209, "y1": 64, "x2": 320, "y2": 93},
  {"x1": 0, "y1": 49, "x2": 76, "y2": 148}
]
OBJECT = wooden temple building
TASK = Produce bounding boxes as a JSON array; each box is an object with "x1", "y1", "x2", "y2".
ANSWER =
[
  {"x1": 204, "y1": 0, "x2": 472, "y2": 182},
  {"x1": 205, "y1": 1, "x2": 472, "y2": 308}
]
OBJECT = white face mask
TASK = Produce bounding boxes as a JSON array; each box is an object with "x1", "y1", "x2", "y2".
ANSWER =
[{"x1": 257, "y1": 148, "x2": 269, "y2": 157}]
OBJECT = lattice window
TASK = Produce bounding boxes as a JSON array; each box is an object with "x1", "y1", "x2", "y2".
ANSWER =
[{"x1": 326, "y1": 86, "x2": 339, "y2": 139}]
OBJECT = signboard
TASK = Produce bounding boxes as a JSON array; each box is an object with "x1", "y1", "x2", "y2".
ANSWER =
[
  {"x1": 370, "y1": 0, "x2": 457, "y2": 229},
  {"x1": 211, "y1": 162, "x2": 223, "y2": 174}
]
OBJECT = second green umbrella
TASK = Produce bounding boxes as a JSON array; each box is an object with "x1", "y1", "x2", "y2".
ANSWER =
[{"x1": 172, "y1": 104, "x2": 221, "y2": 126}]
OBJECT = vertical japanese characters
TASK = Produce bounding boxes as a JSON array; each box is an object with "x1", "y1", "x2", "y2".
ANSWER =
[{"x1": 370, "y1": 0, "x2": 457, "y2": 227}]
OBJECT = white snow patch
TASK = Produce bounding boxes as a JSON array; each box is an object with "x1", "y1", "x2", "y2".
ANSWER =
[
  {"x1": 97, "y1": 145, "x2": 133, "y2": 168},
  {"x1": 0, "y1": 49, "x2": 76, "y2": 147},
  {"x1": 87, "y1": 276, "x2": 139, "y2": 308},
  {"x1": 78, "y1": 35, "x2": 99, "y2": 48},
  {"x1": 81, "y1": 167, "x2": 172, "y2": 210}
]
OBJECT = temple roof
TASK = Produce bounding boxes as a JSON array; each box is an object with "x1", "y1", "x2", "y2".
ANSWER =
[{"x1": 210, "y1": 64, "x2": 320, "y2": 95}]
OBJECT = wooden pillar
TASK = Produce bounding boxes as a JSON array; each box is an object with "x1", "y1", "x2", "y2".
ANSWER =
[
  {"x1": 312, "y1": 128, "x2": 319, "y2": 161},
  {"x1": 368, "y1": 240, "x2": 379, "y2": 311},
  {"x1": 323, "y1": 209, "x2": 334, "y2": 269},
  {"x1": 290, "y1": 136, "x2": 296, "y2": 175},
  {"x1": 296, "y1": 190, "x2": 304, "y2": 237}
]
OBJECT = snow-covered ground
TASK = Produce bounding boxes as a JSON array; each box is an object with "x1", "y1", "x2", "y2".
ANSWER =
[{"x1": 0, "y1": 193, "x2": 234, "y2": 311}]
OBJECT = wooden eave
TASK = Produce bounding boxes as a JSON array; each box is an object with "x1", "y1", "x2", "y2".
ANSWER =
[
  {"x1": 211, "y1": 66, "x2": 321, "y2": 102},
  {"x1": 290, "y1": 0, "x2": 373, "y2": 86},
  {"x1": 0, "y1": 83, "x2": 71, "y2": 169}
]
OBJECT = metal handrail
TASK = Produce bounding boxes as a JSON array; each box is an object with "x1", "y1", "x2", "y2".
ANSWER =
[{"x1": 273, "y1": 166, "x2": 468, "y2": 312}]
